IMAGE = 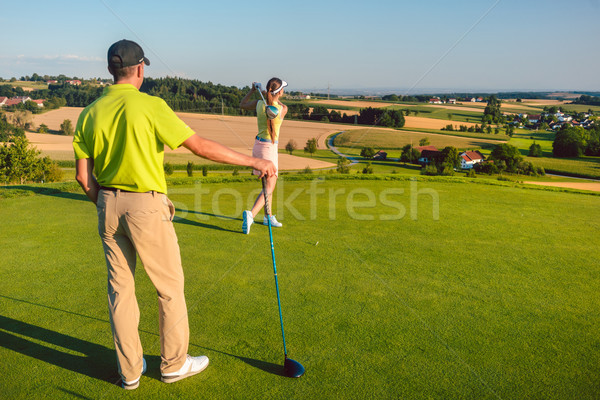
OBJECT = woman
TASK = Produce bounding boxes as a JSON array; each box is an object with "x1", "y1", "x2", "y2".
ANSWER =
[{"x1": 239, "y1": 78, "x2": 288, "y2": 234}]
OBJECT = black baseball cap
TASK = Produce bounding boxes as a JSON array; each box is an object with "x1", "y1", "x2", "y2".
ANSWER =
[{"x1": 107, "y1": 39, "x2": 150, "y2": 69}]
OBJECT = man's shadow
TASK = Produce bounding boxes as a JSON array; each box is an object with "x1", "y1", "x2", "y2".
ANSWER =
[
  {"x1": 0, "y1": 296, "x2": 286, "y2": 382},
  {"x1": 0, "y1": 314, "x2": 134, "y2": 386},
  {"x1": 173, "y1": 208, "x2": 242, "y2": 233}
]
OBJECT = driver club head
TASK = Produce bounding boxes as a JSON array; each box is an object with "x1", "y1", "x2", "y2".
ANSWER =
[
  {"x1": 284, "y1": 357, "x2": 305, "y2": 378},
  {"x1": 265, "y1": 105, "x2": 279, "y2": 120},
  {"x1": 254, "y1": 82, "x2": 279, "y2": 120}
]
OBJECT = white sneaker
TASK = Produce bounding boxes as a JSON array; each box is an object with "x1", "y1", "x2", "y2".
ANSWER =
[
  {"x1": 122, "y1": 357, "x2": 147, "y2": 390},
  {"x1": 242, "y1": 210, "x2": 254, "y2": 234},
  {"x1": 263, "y1": 215, "x2": 282, "y2": 227},
  {"x1": 161, "y1": 355, "x2": 209, "y2": 384}
]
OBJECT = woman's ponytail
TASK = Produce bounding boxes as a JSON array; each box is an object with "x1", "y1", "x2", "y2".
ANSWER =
[{"x1": 265, "y1": 78, "x2": 283, "y2": 143}]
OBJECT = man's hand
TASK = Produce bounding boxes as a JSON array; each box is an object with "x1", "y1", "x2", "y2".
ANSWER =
[{"x1": 253, "y1": 159, "x2": 276, "y2": 178}]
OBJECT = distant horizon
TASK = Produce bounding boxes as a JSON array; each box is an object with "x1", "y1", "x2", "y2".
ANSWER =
[{"x1": 3, "y1": 75, "x2": 598, "y2": 98}]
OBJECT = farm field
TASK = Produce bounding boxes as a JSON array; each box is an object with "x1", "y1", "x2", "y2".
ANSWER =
[
  {"x1": 29, "y1": 108, "x2": 341, "y2": 168},
  {"x1": 0, "y1": 177, "x2": 599, "y2": 399},
  {"x1": 0, "y1": 80, "x2": 48, "y2": 91},
  {"x1": 332, "y1": 128, "x2": 504, "y2": 151}
]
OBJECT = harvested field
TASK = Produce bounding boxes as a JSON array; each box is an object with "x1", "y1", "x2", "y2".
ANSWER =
[
  {"x1": 404, "y1": 116, "x2": 477, "y2": 129},
  {"x1": 519, "y1": 99, "x2": 569, "y2": 106},
  {"x1": 312, "y1": 100, "x2": 392, "y2": 109},
  {"x1": 524, "y1": 181, "x2": 600, "y2": 192},
  {"x1": 30, "y1": 107, "x2": 341, "y2": 169},
  {"x1": 422, "y1": 104, "x2": 486, "y2": 113}
]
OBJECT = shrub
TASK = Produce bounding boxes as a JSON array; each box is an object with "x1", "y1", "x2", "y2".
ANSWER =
[
  {"x1": 360, "y1": 147, "x2": 375, "y2": 159},
  {"x1": 186, "y1": 161, "x2": 194, "y2": 177},
  {"x1": 421, "y1": 164, "x2": 438, "y2": 176},
  {"x1": 285, "y1": 139, "x2": 297, "y2": 155},
  {"x1": 60, "y1": 119, "x2": 74, "y2": 136},
  {"x1": 362, "y1": 162, "x2": 374, "y2": 174},
  {"x1": 336, "y1": 157, "x2": 351, "y2": 174},
  {"x1": 164, "y1": 162, "x2": 174, "y2": 176},
  {"x1": 202, "y1": 165, "x2": 208, "y2": 176}
]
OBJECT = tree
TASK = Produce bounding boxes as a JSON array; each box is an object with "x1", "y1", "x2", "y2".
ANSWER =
[
  {"x1": 529, "y1": 142, "x2": 543, "y2": 157},
  {"x1": 483, "y1": 94, "x2": 503, "y2": 124},
  {"x1": 336, "y1": 157, "x2": 351, "y2": 173},
  {"x1": 304, "y1": 138, "x2": 317, "y2": 157},
  {"x1": 0, "y1": 136, "x2": 61, "y2": 184},
  {"x1": 360, "y1": 147, "x2": 375, "y2": 159},
  {"x1": 440, "y1": 146, "x2": 460, "y2": 169},
  {"x1": 285, "y1": 139, "x2": 297, "y2": 155},
  {"x1": 186, "y1": 161, "x2": 194, "y2": 177},
  {"x1": 400, "y1": 144, "x2": 419, "y2": 164},
  {"x1": 419, "y1": 138, "x2": 430, "y2": 147},
  {"x1": 10, "y1": 110, "x2": 33, "y2": 129},
  {"x1": 552, "y1": 126, "x2": 585, "y2": 158},
  {"x1": 60, "y1": 119, "x2": 74, "y2": 136},
  {"x1": 362, "y1": 162, "x2": 374, "y2": 174},
  {"x1": 310, "y1": 106, "x2": 330, "y2": 121},
  {"x1": 490, "y1": 143, "x2": 523, "y2": 172},
  {"x1": 38, "y1": 123, "x2": 49, "y2": 134},
  {"x1": 164, "y1": 162, "x2": 174, "y2": 175}
]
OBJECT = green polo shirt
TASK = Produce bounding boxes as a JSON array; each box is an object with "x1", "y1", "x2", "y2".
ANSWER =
[{"x1": 73, "y1": 84, "x2": 194, "y2": 193}]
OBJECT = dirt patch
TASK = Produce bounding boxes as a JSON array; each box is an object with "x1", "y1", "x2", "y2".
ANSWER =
[
  {"x1": 524, "y1": 181, "x2": 600, "y2": 192},
  {"x1": 30, "y1": 107, "x2": 341, "y2": 169}
]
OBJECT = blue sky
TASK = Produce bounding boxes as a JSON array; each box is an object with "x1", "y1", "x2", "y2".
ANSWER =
[{"x1": 1, "y1": 0, "x2": 599, "y2": 93}]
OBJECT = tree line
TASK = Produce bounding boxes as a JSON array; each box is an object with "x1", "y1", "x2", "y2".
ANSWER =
[
  {"x1": 287, "y1": 105, "x2": 405, "y2": 128},
  {"x1": 552, "y1": 124, "x2": 600, "y2": 157}
]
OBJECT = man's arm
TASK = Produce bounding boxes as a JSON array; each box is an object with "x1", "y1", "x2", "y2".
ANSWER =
[
  {"x1": 182, "y1": 135, "x2": 276, "y2": 177},
  {"x1": 75, "y1": 158, "x2": 99, "y2": 204}
]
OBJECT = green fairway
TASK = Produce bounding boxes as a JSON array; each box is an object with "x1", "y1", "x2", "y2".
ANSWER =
[{"x1": 0, "y1": 177, "x2": 599, "y2": 399}]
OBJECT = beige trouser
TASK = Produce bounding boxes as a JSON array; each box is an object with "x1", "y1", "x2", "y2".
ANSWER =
[{"x1": 97, "y1": 189, "x2": 189, "y2": 382}]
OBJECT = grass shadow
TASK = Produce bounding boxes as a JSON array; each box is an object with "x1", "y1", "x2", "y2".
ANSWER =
[
  {"x1": 0, "y1": 297, "x2": 283, "y2": 378},
  {"x1": 0, "y1": 314, "x2": 123, "y2": 385},
  {"x1": 0, "y1": 185, "x2": 88, "y2": 201},
  {"x1": 189, "y1": 344, "x2": 285, "y2": 376}
]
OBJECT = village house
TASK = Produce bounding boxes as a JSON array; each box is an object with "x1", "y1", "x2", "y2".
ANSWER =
[
  {"x1": 459, "y1": 151, "x2": 485, "y2": 169},
  {"x1": 0, "y1": 96, "x2": 44, "y2": 108},
  {"x1": 373, "y1": 150, "x2": 387, "y2": 161},
  {"x1": 417, "y1": 146, "x2": 440, "y2": 166},
  {"x1": 429, "y1": 97, "x2": 443, "y2": 104}
]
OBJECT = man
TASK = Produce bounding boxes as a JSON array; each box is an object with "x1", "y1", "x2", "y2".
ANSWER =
[{"x1": 73, "y1": 39, "x2": 275, "y2": 390}]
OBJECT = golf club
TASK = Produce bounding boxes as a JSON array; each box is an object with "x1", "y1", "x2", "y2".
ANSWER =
[
  {"x1": 261, "y1": 176, "x2": 305, "y2": 378},
  {"x1": 254, "y1": 82, "x2": 279, "y2": 120}
]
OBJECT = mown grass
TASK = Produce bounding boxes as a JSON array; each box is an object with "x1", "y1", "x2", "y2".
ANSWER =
[{"x1": 0, "y1": 177, "x2": 599, "y2": 399}]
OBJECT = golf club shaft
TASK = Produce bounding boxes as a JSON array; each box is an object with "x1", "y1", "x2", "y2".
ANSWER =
[
  {"x1": 261, "y1": 176, "x2": 288, "y2": 357},
  {"x1": 255, "y1": 84, "x2": 267, "y2": 104}
]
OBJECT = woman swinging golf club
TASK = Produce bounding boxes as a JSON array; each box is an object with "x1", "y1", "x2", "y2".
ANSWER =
[{"x1": 239, "y1": 78, "x2": 288, "y2": 234}]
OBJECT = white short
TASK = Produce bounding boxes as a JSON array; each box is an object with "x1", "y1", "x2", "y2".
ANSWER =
[{"x1": 252, "y1": 139, "x2": 278, "y2": 176}]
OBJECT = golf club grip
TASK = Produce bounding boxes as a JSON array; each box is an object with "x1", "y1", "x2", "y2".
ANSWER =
[{"x1": 261, "y1": 176, "x2": 271, "y2": 216}]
